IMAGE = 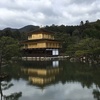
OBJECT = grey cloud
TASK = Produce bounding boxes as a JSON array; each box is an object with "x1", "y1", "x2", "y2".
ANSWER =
[
  {"x1": 0, "y1": 0, "x2": 26, "y2": 11},
  {"x1": 0, "y1": 0, "x2": 100, "y2": 29},
  {"x1": 70, "y1": 0, "x2": 95, "y2": 5},
  {"x1": 40, "y1": 7, "x2": 57, "y2": 17}
]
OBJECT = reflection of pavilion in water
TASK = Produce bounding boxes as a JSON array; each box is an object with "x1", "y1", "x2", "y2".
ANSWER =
[{"x1": 21, "y1": 61, "x2": 63, "y2": 88}]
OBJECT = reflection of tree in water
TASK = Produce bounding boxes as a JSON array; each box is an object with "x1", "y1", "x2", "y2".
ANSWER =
[
  {"x1": 1, "y1": 61, "x2": 100, "y2": 100},
  {"x1": 93, "y1": 90, "x2": 100, "y2": 100},
  {"x1": 61, "y1": 61, "x2": 100, "y2": 100},
  {"x1": 0, "y1": 82, "x2": 3, "y2": 100},
  {"x1": 0, "y1": 63, "x2": 22, "y2": 100},
  {"x1": 3, "y1": 92, "x2": 22, "y2": 100},
  {"x1": 93, "y1": 86, "x2": 100, "y2": 100},
  {"x1": 0, "y1": 81, "x2": 22, "y2": 100}
]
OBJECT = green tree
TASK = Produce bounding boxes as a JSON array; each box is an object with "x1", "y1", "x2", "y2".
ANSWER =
[
  {"x1": 0, "y1": 36, "x2": 20, "y2": 73},
  {"x1": 66, "y1": 37, "x2": 100, "y2": 62},
  {"x1": 74, "y1": 38, "x2": 100, "y2": 61},
  {"x1": 83, "y1": 28, "x2": 100, "y2": 39}
]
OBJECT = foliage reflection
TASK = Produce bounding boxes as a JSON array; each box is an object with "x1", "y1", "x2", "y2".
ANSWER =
[{"x1": 1, "y1": 60, "x2": 100, "y2": 100}]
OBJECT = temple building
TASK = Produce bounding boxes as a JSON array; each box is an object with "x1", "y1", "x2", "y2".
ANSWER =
[{"x1": 21, "y1": 28, "x2": 61, "y2": 57}]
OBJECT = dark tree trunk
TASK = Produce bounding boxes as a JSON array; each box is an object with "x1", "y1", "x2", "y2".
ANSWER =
[
  {"x1": 0, "y1": 55, "x2": 2, "y2": 74},
  {"x1": 0, "y1": 82, "x2": 3, "y2": 100}
]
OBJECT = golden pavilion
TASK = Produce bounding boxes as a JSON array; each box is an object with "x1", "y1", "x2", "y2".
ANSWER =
[{"x1": 21, "y1": 28, "x2": 61, "y2": 57}]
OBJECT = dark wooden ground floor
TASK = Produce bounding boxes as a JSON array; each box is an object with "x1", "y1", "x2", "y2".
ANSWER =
[{"x1": 21, "y1": 48, "x2": 60, "y2": 57}]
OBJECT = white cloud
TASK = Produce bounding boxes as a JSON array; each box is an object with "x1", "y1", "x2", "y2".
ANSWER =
[{"x1": 0, "y1": 0, "x2": 100, "y2": 29}]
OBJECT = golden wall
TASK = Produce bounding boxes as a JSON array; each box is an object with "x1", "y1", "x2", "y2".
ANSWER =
[
  {"x1": 23, "y1": 41, "x2": 61, "y2": 49},
  {"x1": 28, "y1": 33, "x2": 54, "y2": 40},
  {"x1": 27, "y1": 42, "x2": 46, "y2": 48}
]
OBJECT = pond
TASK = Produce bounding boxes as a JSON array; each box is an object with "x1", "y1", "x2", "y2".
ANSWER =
[{"x1": 1, "y1": 60, "x2": 100, "y2": 100}]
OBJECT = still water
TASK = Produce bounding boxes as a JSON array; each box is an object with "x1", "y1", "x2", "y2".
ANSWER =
[{"x1": 1, "y1": 60, "x2": 100, "y2": 100}]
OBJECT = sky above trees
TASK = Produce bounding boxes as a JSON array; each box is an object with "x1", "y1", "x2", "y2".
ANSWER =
[{"x1": 0, "y1": 0, "x2": 100, "y2": 29}]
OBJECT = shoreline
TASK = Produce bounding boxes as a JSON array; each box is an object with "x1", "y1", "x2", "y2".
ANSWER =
[{"x1": 21, "y1": 56, "x2": 69, "y2": 61}]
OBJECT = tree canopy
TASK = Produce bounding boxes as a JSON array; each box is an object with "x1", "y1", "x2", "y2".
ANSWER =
[
  {"x1": 0, "y1": 36, "x2": 20, "y2": 71},
  {"x1": 0, "y1": 19, "x2": 100, "y2": 62}
]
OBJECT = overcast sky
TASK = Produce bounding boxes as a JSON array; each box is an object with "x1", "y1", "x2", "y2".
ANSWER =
[{"x1": 0, "y1": 0, "x2": 100, "y2": 29}]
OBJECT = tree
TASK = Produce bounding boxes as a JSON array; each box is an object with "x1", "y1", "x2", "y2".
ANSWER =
[
  {"x1": 0, "y1": 36, "x2": 20, "y2": 73},
  {"x1": 83, "y1": 28, "x2": 100, "y2": 39},
  {"x1": 3, "y1": 28, "x2": 13, "y2": 37},
  {"x1": 12, "y1": 30, "x2": 21, "y2": 40},
  {"x1": 80, "y1": 21, "x2": 84, "y2": 26},
  {"x1": 74, "y1": 38, "x2": 100, "y2": 62},
  {"x1": 66, "y1": 37, "x2": 100, "y2": 62},
  {"x1": 85, "y1": 20, "x2": 89, "y2": 25}
]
